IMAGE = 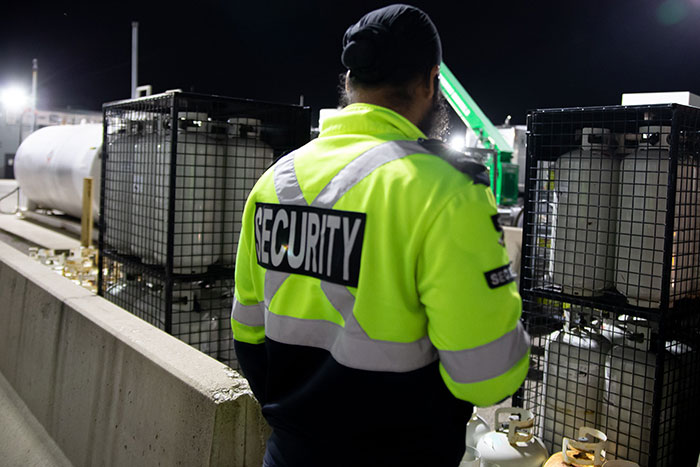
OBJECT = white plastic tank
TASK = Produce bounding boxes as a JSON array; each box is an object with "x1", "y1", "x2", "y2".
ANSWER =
[
  {"x1": 539, "y1": 324, "x2": 611, "y2": 453},
  {"x1": 220, "y1": 118, "x2": 274, "y2": 266},
  {"x1": 476, "y1": 407, "x2": 549, "y2": 467},
  {"x1": 553, "y1": 128, "x2": 618, "y2": 296},
  {"x1": 615, "y1": 125, "x2": 699, "y2": 307},
  {"x1": 14, "y1": 124, "x2": 102, "y2": 219}
]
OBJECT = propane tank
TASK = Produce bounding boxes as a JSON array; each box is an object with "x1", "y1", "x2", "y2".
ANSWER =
[
  {"x1": 14, "y1": 123, "x2": 102, "y2": 219},
  {"x1": 553, "y1": 128, "x2": 618, "y2": 296},
  {"x1": 220, "y1": 118, "x2": 274, "y2": 266},
  {"x1": 458, "y1": 446, "x2": 480, "y2": 467},
  {"x1": 475, "y1": 407, "x2": 548, "y2": 467},
  {"x1": 128, "y1": 280, "x2": 221, "y2": 356},
  {"x1": 615, "y1": 125, "x2": 699, "y2": 307},
  {"x1": 131, "y1": 112, "x2": 222, "y2": 272},
  {"x1": 539, "y1": 323, "x2": 611, "y2": 453},
  {"x1": 103, "y1": 119, "x2": 139, "y2": 253},
  {"x1": 543, "y1": 426, "x2": 607, "y2": 467},
  {"x1": 603, "y1": 461, "x2": 640, "y2": 467},
  {"x1": 598, "y1": 319, "x2": 684, "y2": 466},
  {"x1": 465, "y1": 411, "x2": 490, "y2": 448}
]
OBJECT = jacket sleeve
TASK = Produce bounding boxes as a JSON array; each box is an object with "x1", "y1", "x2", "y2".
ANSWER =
[
  {"x1": 231, "y1": 196, "x2": 269, "y2": 401},
  {"x1": 231, "y1": 197, "x2": 265, "y2": 345},
  {"x1": 417, "y1": 182, "x2": 530, "y2": 407}
]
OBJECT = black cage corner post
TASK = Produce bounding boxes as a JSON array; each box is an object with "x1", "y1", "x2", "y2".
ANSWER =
[
  {"x1": 98, "y1": 91, "x2": 311, "y2": 369},
  {"x1": 518, "y1": 104, "x2": 700, "y2": 467}
]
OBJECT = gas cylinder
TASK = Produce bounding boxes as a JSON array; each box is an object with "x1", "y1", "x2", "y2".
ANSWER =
[
  {"x1": 553, "y1": 128, "x2": 618, "y2": 296},
  {"x1": 219, "y1": 117, "x2": 274, "y2": 267},
  {"x1": 103, "y1": 119, "x2": 139, "y2": 253},
  {"x1": 458, "y1": 446, "x2": 480, "y2": 467},
  {"x1": 543, "y1": 426, "x2": 607, "y2": 467},
  {"x1": 615, "y1": 125, "x2": 699, "y2": 307},
  {"x1": 603, "y1": 461, "x2": 640, "y2": 467},
  {"x1": 130, "y1": 112, "x2": 169, "y2": 265},
  {"x1": 132, "y1": 112, "x2": 222, "y2": 272},
  {"x1": 129, "y1": 280, "x2": 221, "y2": 356},
  {"x1": 598, "y1": 320, "x2": 685, "y2": 466},
  {"x1": 475, "y1": 407, "x2": 548, "y2": 467},
  {"x1": 539, "y1": 324, "x2": 611, "y2": 453},
  {"x1": 465, "y1": 411, "x2": 490, "y2": 448}
]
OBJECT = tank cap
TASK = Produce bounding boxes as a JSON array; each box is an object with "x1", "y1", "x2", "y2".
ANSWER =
[{"x1": 494, "y1": 407, "x2": 535, "y2": 445}]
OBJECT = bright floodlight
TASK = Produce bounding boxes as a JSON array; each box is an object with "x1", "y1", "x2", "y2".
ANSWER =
[
  {"x1": 1, "y1": 86, "x2": 29, "y2": 111},
  {"x1": 450, "y1": 135, "x2": 465, "y2": 151}
]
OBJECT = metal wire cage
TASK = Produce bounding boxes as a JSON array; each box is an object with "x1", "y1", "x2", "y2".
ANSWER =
[
  {"x1": 97, "y1": 91, "x2": 311, "y2": 368},
  {"x1": 518, "y1": 104, "x2": 700, "y2": 466}
]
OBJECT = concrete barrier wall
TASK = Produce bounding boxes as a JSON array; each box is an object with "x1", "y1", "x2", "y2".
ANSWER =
[{"x1": 0, "y1": 241, "x2": 269, "y2": 466}]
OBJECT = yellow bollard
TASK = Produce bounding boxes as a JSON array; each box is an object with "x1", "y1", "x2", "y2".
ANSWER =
[{"x1": 81, "y1": 177, "x2": 93, "y2": 247}]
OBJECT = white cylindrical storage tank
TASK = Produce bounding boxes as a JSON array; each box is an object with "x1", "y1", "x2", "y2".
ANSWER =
[
  {"x1": 538, "y1": 326, "x2": 610, "y2": 453},
  {"x1": 14, "y1": 124, "x2": 102, "y2": 219},
  {"x1": 615, "y1": 125, "x2": 699, "y2": 307},
  {"x1": 553, "y1": 128, "x2": 618, "y2": 296}
]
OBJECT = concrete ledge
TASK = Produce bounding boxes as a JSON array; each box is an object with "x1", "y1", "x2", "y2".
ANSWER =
[{"x1": 0, "y1": 241, "x2": 269, "y2": 466}]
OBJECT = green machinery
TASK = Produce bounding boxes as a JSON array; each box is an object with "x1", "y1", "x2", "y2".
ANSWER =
[{"x1": 439, "y1": 63, "x2": 519, "y2": 206}]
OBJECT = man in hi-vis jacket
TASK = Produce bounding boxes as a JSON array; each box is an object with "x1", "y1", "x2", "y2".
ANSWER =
[{"x1": 231, "y1": 4, "x2": 530, "y2": 466}]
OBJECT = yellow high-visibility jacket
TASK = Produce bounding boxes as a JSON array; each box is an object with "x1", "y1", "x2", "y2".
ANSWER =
[{"x1": 231, "y1": 103, "x2": 529, "y2": 466}]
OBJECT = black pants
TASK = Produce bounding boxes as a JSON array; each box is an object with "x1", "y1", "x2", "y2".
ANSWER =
[{"x1": 262, "y1": 429, "x2": 466, "y2": 467}]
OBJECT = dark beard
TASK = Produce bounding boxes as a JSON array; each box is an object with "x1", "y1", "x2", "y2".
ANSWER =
[{"x1": 417, "y1": 83, "x2": 449, "y2": 140}]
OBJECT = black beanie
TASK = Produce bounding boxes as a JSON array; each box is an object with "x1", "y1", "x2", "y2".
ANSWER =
[{"x1": 341, "y1": 4, "x2": 442, "y2": 84}]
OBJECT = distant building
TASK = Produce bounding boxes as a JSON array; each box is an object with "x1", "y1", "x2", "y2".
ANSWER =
[{"x1": 0, "y1": 107, "x2": 102, "y2": 179}]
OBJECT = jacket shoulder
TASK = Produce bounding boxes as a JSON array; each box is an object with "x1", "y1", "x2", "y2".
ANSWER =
[{"x1": 418, "y1": 139, "x2": 490, "y2": 186}]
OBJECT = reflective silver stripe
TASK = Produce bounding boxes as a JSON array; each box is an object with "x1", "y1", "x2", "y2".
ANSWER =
[
  {"x1": 312, "y1": 140, "x2": 427, "y2": 208},
  {"x1": 320, "y1": 280, "x2": 356, "y2": 322},
  {"x1": 231, "y1": 298, "x2": 265, "y2": 327},
  {"x1": 264, "y1": 139, "x2": 440, "y2": 372},
  {"x1": 264, "y1": 270, "x2": 289, "y2": 308},
  {"x1": 273, "y1": 153, "x2": 306, "y2": 205},
  {"x1": 265, "y1": 310, "x2": 437, "y2": 372},
  {"x1": 439, "y1": 322, "x2": 531, "y2": 384}
]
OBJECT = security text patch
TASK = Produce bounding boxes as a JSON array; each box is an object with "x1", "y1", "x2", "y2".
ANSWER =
[{"x1": 254, "y1": 203, "x2": 366, "y2": 287}]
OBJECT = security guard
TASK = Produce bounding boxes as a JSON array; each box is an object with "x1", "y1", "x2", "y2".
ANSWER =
[{"x1": 231, "y1": 5, "x2": 530, "y2": 467}]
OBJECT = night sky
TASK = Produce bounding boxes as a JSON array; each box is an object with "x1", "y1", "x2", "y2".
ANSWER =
[{"x1": 2, "y1": 1, "x2": 700, "y2": 130}]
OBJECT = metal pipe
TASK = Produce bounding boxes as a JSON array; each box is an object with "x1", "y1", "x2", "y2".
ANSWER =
[
  {"x1": 131, "y1": 22, "x2": 138, "y2": 99},
  {"x1": 31, "y1": 58, "x2": 37, "y2": 132}
]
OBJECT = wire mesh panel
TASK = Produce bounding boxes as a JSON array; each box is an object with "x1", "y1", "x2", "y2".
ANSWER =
[
  {"x1": 519, "y1": 104, "x2": 700, "y2": 466},
  {"x1": 98, "y1": 91, "x2": 311, "y2": 368},
  {"x1": 101, "y1": 256, "x2": 237, "y2": 365}
]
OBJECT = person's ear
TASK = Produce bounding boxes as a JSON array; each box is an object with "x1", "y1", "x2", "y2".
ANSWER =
[{"x1": 428, "y1": 64, "x2": 440, "y2": 98}]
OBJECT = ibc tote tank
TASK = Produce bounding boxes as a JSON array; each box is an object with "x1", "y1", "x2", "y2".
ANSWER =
[{"x1": 14, "y1": 124, "x2": 102, "y2": 219}]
